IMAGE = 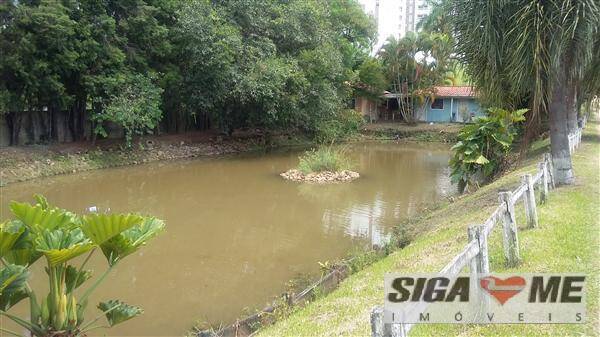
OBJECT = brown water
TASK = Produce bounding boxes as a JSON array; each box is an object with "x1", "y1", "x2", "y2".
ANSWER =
[{"x1": 0, "y1": 142, "x2": 454, "y2": 336}]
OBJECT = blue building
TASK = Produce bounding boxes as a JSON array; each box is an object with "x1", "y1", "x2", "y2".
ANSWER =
[{"x1": 415, "y1": 86, "x2": 485, "y2": 123}]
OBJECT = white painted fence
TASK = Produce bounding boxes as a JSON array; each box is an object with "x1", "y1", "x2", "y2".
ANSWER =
[{"x1": 371, "y1": 121, "x2": 587, "y2": 337}]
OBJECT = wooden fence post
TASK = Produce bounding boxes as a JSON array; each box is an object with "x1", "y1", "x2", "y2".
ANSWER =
[
  {"x1": 544, "y1": 153, "x2": 555, "y2": 189},
  {"x1": 468, "y1": 225, "x2": 489, "y2": 321},
  {"x1": 570, "y1": 133, "x2": 576, "y2": 152},
  {"x1": 468, "y1": 225, "x2": 489, "y2": 273},
  {"x1": 521, "y1": 174, "x2": 538, "y2": 228},
  {"x1": 371, "y1": 307, "x2": 406, "y2": 337},
  {"x1": 538, "y1": 161, "x2": 549, "y2": 203},
  {"x1": 371, "y1": 306, "x2": 385, "y2": 337},
  {"x1": 498, "y1": 191, "x2": 521, "y2": 267}
]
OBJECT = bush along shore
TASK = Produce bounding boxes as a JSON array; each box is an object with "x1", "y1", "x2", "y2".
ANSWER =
[{"x1": 255, "y1": 122, "x2": 600, "y2": 337}]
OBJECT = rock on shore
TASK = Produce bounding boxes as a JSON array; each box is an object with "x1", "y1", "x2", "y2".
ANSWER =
[{"x1": 280, "y1": 169, "x2": 359, "y2": 183}]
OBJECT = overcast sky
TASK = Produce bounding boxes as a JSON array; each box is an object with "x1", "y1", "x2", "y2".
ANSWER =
[{"x1": 358, "y1": 0, "x2": 401, "y2": 52}]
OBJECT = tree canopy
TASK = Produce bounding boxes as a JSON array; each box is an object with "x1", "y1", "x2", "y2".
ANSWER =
[
  {"x1": 449, "y1": 0, "x2": 600, "y2": 184},
  {"x1": 0, "y1": 0, "x2": 377, "y2": 144}
]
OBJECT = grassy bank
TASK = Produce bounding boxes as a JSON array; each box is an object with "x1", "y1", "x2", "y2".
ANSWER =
[
  {"x1": 257, "y1": 122, "x2": 600, "y2": 337},
  {"x1": 361, "y1": 122, "x2": 461, "y2": 143}
]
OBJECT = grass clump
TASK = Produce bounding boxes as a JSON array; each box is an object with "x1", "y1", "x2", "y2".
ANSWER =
[{"x1": 297, "y1": 147, "x2": 353, "y2": 174}]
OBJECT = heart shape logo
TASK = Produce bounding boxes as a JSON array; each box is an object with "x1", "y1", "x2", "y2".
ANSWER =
[{"x1": 480, "y1": 276, "x2": 526, "y2": 305}]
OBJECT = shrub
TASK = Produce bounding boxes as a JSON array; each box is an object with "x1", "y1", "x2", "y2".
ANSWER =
[
  {"x1": 315, "y1": 109, "x2": 364, "y2": 144},
  {"x1": 0, "y1": 194, "x2": 164, "y2": 337},
  {"x1": 92, "y1": 73, "x2": 163, "y2": 147},
  {"x1": 449, "y1": 107, "x2": 527, "y2": 192},
  {"x1": 297, "y1": 146, "x2": 353, "y2": 173}
]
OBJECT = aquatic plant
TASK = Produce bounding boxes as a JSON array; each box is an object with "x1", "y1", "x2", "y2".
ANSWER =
[{"x1": 0, "y1": 194, "x2": 165, "y2": 337}]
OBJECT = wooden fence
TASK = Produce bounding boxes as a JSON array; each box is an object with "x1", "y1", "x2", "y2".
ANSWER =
[{"x1": 371, "y1": 121, "x2": 586, "y2": 337}]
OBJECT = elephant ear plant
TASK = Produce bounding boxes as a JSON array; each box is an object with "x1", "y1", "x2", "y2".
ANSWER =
[{"x1": 0, "y1": 195, "x2": 165, "y2": 337}]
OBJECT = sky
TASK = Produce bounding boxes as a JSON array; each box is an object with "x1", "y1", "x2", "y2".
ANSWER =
[{"x1": 358, "y1": 0, "x2": 402, "y2": 52}]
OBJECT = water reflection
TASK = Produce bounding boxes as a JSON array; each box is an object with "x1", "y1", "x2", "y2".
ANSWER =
[{"x1": 0, "y1": 141, "x2": 453, "y2": 336}]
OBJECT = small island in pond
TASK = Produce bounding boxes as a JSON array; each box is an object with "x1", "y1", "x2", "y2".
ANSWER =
[{"x1": 281, "y1": 147, "x2": 360, "y2": 184}]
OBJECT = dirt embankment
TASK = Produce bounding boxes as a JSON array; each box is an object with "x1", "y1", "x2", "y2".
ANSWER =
[
  {"x1": 0, "y1": 129, "x2": 304, "y2": 186},
  {"x1": 0, "y1": 123, "x2": 461, "y2": 186}
]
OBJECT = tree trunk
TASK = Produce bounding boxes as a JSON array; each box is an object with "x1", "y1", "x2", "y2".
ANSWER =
[
  {"x1": 566, "y1": 84, "x2": 578, "y2": 134},
  {"x1": 548, "y1": 63, "x2": 574, "y2": 185},
  {"x1": 6, "y1": 111, "x2": 22, "y2": 146},
  {"x1": 50, "y1": 104, "x2": 59, "y2": 141}
]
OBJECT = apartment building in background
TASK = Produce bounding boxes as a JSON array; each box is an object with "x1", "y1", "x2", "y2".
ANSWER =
[
  {"x1": 399, "y1": 0, "x2": 431, "y2": 37},
  {"x1": 359, "y1": 0, "x2": 432, "y2": 52}
]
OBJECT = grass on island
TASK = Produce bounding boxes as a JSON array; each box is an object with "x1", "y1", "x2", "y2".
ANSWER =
[
  {"x1": 257, "y1": 121, "x2": 600, "y2": 337},
  {"x1": 297, "y1": 147, "x2": 353, "y2": 174}
]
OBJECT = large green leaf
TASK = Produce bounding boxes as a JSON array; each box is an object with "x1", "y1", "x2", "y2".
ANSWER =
[
  {"x1": 64, "y1": 265, "x2": 92, "y2": 292},
  {"x1": 98, "y1": 300, "x2": 143, "y2": 326},
  {"x1": 100, "y1": 218, "x2": 165, "y2": 266},
  {"x1": 491, "y1": 133, "x2": 512, "y2": 147},
  {"x1": 33, "y1": 194, "x2": 50, "y2": 210},
  {"x1": 0, "y1": 264, "x2": 28, "y2": 294},
  {"x1": 35, "y1": 229, "x2": 95, "y2": 266},
  {"x1": 3, "y1": 226, "x2": 42, "y2": 266},
  {"x1": 0, "y1": 264, "x2": 29, "y2": 310},
  {"x1": 81, "y1": 213, "x2": 144, "y2": 245},
  {"x1": 3, "y1": 248, "x2": 42, "y2": 267},
  {"x1": 10, "y1": 201, "x2": 77, "y2": 233},
  {"x1": 0, "y1": 288, "x2": 28, "y2": 311},
  {"x1": 464, "y1": 154, "x2": 489, "y2": 165},
  {"x1": 0, "y1": 220, "x2": 26, "y2": 258}
]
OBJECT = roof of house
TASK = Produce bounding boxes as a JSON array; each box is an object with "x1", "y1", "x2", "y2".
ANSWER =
[{"x1": 434, "y1": 86, "x2": 477, "y2": 98}]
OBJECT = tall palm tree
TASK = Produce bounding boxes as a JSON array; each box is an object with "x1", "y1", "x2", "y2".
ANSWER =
[{"x1": 450, "y1": 0, "x2": 599, "y2": 185}]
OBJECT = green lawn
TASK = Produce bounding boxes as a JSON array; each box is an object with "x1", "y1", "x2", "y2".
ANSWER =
[{"x1": 257, "y1": 121, "x2": 600, "y2": 337}]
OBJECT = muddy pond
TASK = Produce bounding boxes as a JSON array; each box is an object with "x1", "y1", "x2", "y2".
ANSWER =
[{"x1": 0, "y1": 141, "x2": 455, "y2": 336}]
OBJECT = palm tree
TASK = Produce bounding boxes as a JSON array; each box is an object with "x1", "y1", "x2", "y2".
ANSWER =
[
  {"x1": 417, "y1": 0, "x2": 452, "y2": 35},
  {"x1": 450, "y1": 0, "x2": 599, "y2": 185},
  {"x1": 378, "y1": 32, "x2": 454, "y2": 123}
]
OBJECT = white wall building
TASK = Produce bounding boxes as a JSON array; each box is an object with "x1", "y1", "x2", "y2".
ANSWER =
[{"x1": 358, "y1": 0, "x2": 432, "y2": 53}]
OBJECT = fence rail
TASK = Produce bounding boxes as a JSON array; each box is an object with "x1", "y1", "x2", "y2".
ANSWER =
[{"x1": 371, "y1": 121, "x2": 586, "y2": 337}]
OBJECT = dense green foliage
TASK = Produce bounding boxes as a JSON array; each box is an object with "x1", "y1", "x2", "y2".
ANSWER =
[
  {"x1": 448, "y1": 0, "x2": 599, "y2": 185},
  {"x1": 356, "y1": 58, "x2": 387, "y2": 101},
  {"x1": 0, "y1": 0, "x2": 376, "y2": 144},
  {"x1": 450, "y1": 108, "x2": 527, "y2": 191},
  {"x1": 314, "y1": 109, "x2": 364, "y2": 144},
  {"x1": 297, "y1": 147, "x2": 353, "y2": 174},
  {"x1": 378, "y1": 32, "x2": 454, "y2": 123},
  {"x1": 92, "y1": 74, "x2": 163, "y2": 146},
  {"x1": 0, "y1": 195, "x2": 164, "y2": 337}
]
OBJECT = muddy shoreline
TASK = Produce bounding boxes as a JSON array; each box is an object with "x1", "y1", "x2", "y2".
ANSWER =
[{"x1": 0, "y1": 125, "x2": 459, "y2": 187}]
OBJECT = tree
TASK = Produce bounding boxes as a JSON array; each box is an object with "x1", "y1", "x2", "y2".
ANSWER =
[
  {"x1": 92, "y1": 73, "x2": 163, "y2": 146},
  {"x1": 450, "y1": 0, "x2": 600, "y2": 184},
  {"x1": 416, "y1": 0, "x2": 452, "y2": 35},
  {"x1": 0, "y1": 1, "x2": 79, "y2": 144},
  {"x1": 1, "y1": 0, "x2": 377, "y2": 145},
  {"x1": 379, "y1": 32, "x2": 454, "y2": 123},
  {"x1": 356, "y1": 58, "x2": 387, "y2": 100},
  {"x1": 174, "y1": 0, "x2": 375, "y2": 136}
]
